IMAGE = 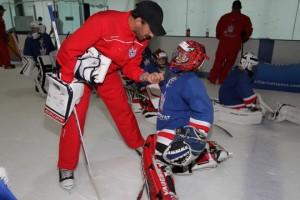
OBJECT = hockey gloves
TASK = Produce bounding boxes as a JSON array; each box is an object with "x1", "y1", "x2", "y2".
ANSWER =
[
  {"x1": 74, "y1": 47, "x2": 111, "y2": 85},
  {"x1": 162, "y1": 126, "x2": 207, "y2": 167}
]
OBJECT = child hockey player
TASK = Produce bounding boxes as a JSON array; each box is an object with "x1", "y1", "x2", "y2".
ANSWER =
[
  {"x1": 124, "y1": 48, "x2": 168, "y2": 124},
  {"x1": 142, "y1": 40, "x2": 230, "y2": 199},
  {"x1": 21, "y1": 20, "x2": 55, "y2": 96},
  {"x1": 218, "y1": 52, "x2": 259, "y2": 110}
]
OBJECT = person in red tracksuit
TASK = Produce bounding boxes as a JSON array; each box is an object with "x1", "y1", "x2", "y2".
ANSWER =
[
  {"x1": 56, "y1": 1, "x2": 166, "y2": 191},
  {"x1": 208, "y1": 0, "x2": 252, "y2": 84},
  {"x1": 0, "y1": 5, "x2": 15, "y2": 69}
]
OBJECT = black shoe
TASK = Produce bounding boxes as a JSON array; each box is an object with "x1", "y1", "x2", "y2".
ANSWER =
[{"x1": 5, "y1": 64, "x2": 15, "y2": 69}]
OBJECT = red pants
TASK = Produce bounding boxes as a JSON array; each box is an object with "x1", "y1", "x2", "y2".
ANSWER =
[
  {"x1": 209, "y1": 45, "x2": 240, "y2": 84},
  {"x1": 0, "y1": 39, "x2": 11, "y2": 68},
  {"x1": 57, "y1": 71, "x2": 145, "y2": 170}
]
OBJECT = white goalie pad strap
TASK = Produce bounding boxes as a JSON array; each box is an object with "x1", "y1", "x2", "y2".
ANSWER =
[
  {"x1": 20, "y1": 56, "x2": 36, "y2": 76},
  {"x1": 213, "y1": 101, "x2": 263, "y2": 125},
  {"x1": 145, "y1": 83, "x2": 160, "y2": 109},
  {"x1": 44, "y1": 74, "x2": 84, "y2": 125}
]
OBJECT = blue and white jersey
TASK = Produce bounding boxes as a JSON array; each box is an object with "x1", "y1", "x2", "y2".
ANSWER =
[
  {"x1": 23, "y1": 33, "x2": 55, "y2": 61},
  {"x1": 219, "y1": 66, "x2": 256, "y2": 109},
  {"x1": 156, "y1": 70, "x2": 213, "y2": 148}
]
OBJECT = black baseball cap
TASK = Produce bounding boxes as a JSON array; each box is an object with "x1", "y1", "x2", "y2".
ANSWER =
[
  {"x1": 134, "y1": 1, "x2": 166, "y2": 36},
  {"x1": 232, "y1": 0, "x2": 242, "y2": 9},
  {"x1": 0, "y1": 5, "x2": 6, "y2": 11}
]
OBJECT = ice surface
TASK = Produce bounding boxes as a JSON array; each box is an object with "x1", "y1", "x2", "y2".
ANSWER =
[{"x1": 1, "y1": 65, "x2": 300, "y2": 200}]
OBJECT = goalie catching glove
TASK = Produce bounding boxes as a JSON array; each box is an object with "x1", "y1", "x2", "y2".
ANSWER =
[
  {"x1": 162, "y1": 126, "x2": 207, "y2": 167},
  {"x1": 74, "y1": 47, "x2": 112, "y2": 85}
]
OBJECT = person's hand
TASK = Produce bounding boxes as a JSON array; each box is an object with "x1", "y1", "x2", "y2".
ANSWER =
[{"x1": 143, "y1": 72, "x2": 164, "y2": 84}]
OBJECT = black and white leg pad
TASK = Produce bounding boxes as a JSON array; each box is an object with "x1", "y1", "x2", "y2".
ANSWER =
[
  {"x1": 44, "y1": 74, "x2": 84, "y2": 125},
  {"x1": 20, "y1": 56, "x2": 36, "y2": 76}
]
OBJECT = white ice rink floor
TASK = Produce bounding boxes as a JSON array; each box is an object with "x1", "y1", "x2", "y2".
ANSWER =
[{"x1": 1, "y1": 64, "x2": 300, "y2": 200}]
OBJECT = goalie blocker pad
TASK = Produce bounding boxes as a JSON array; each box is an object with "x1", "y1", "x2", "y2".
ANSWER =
[
  {"x1": 44, "y1": 74, "x2": 84, "y2": 125},
  {"x1": 143, "y1": 134, "x2": 177, "y2": 200}
]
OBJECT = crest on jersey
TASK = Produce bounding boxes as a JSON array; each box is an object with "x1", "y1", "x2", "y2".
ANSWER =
[{"x1": 129, "y1": 47, "x2": 137, "y2": 58}]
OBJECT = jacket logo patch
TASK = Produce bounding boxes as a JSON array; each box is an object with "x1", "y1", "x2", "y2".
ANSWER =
[{"x1": 129, "y1": 47, "x2": 137, "y2": 58}]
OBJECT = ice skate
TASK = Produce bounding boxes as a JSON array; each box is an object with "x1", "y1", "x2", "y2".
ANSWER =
[{"x1": 59, "y1": 168, "x2": 74, "y2": 191}]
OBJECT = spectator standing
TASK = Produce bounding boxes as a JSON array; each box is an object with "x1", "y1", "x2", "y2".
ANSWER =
[
  {"x1": 0, "y1": 5, "x2": 15, "y2": 69},
  {"x1": 208, "y1": 0, "x2": 252, "y2": 84}
]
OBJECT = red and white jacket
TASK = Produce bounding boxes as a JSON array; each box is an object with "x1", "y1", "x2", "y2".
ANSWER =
[{"x1": 57, "y1": 10, "x2": 147, "y2": 83}]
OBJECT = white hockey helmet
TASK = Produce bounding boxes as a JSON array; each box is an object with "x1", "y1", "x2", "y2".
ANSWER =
[
  {"x1": 30, "y1": 21, "x2": 40, "y2": 29},
  {"x1": 30, "y1": 21, "x2": 42, "y2": 39},
  {"x1": 240, "y1": 52, "x2": 259, "y2": 72}
]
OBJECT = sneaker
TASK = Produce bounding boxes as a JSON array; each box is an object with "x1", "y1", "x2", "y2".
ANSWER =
[{"x1": 59, "y1": 168, "x2": 74, "y2": 191}]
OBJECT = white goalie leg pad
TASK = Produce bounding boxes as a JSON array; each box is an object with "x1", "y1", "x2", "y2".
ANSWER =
[
  {"x1": 213, "y1": 101, "x2": 263, "y2": 125},
  {"x1": 145, "y1": 83, "x2": 160, "y2": 109},
  {"x1": 44, "y1": 74, "x2": 84, "y2": 125},
  {"x1": 271, "y1": 102, "x2": 300, "y2": 125},
  {"x1": 20, "y1": 56, "x2": 36, "y2": 76},
  {"x1": 283, "y1": 105, "x2": 300, "y2": 125}
]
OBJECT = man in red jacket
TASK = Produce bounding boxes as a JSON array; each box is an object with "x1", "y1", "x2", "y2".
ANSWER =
[
  {"x1": 56, "y1": 1, "x2": 166, "y2": 191},
  {"x1": 0, "y1": 5, "x2": 15, "y2": 69},
  {"x1": 208, "y1": 0, "x2": 252, "y2": 84}
]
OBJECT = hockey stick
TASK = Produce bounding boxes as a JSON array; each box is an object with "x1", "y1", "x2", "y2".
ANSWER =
[
  {"x1": 47, "y1": 3, "x2": 61, "y2": 49},
  {"x1": 73, "y1": 108, "x2": 101, "y2": 200},
  {"x1": 213, "y1": 123, "x2": 233, "y2": 138},
  {"x1": 47, "y1": 3, "x2": 100, "y2": 199},
  {"x1": 137, "y1": 158, "x2": 148, "y2": 200},
  {"x1": 7, "y1": 42, "x2": 22, "y2": 59}
]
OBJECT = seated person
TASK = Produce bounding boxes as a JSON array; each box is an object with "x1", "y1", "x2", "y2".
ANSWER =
[
  {"x1": 23, "y1": 21, "x2": 56, "y2": 96},
  {"x1": 140, "y1": 46, "x2": 152, "y2": 69},
  {"x1": 23, "y1": 21, "x2": 55, "y2": 62},
  {"x1": 142, "y1": 40, "x2": 230, "y2": 199},
  {"x1": 123, "y1": 48, "x2": 168, "y2": 120},
  {"x1": 143, "y1": 48, "x2": 168, "y2": 75},
  {"x1": 219, "y1": 52, "x2": 259, "y2": 110}
]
